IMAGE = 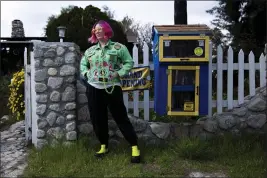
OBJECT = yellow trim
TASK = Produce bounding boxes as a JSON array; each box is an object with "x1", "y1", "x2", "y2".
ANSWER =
[
  {"x1": 159, "y1": 36, "x2": 209, "y2": 62},
  {"x1": 167, "y1": 65, "x2": 200, "y2": 116},
  {"x1": 167, "y1": 69, "x2": 172, "y2": 112},
  {"x1": 168, "y1": 111, "x2": 199, "y2": 116},
  {"x1": 168, "y1": 66, "x2": 199, "y2": 70}
]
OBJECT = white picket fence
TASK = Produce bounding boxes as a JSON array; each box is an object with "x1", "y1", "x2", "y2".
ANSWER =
[{"x1": 123, "y1": 42, "x2": 266, "y2": 121}]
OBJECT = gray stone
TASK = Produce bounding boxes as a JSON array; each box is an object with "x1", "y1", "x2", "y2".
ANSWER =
[
  {"x1": 36, "y1": 104, "x2": 47, "y2": 115},
  {"x1": 69, "y1": 46, "x2": 75, "y2": 51},
  {"x1": 78, "y1": 123, "x2": 93, "y2": 134},
  {"x1": 65, "y1": 103, "x2": 76, "y2": 110},
  {"x1": 108, "y1": 120, "x2": 117, "y2": 130},
  {"x1": 190, "y1": 125, "x2": 203, "y2": 138},
  {"x1": 78, "y1": 94, "x2": 88, "y2": 104},
  {"x1": 66, "y1": 114, "x2": 76, "y2": 121},
  {"x1": 150, "y1": 122, "x2": 170, "y2": 139},
  {"x1": 46, "y1": 112, "x2": 57, "y2": 126},
  {"x1": 50, "y1": 91, "x2": 60, "y2": 102},
  {"x1": 232, "y1": 107, "x2": 247, "y2": 117},
  {"x1": 66, "y1": 131, "x2": 77, "y2": 141},
  {"x1": 36, "y1": 94, "x2": 47, "y2": 103},
  {"x1": 51, "y1": 139, "x2": 59, "y2": 147},
  {"x1": 56, "y1": 46, "x2": 65, "y2": 56},
  {"x1": 116, "y1": 130, "x2": 124, "y2": 138},
  {"x1": 246, "y1": 114, "x2": 266, "y2": 129},
  {"x1": 35, "y1": 60, "x2": 40, "y2": 68},
  {"x1": 66, "y1": 122, "x2": 76, "y2": 132},
  {"x1": 65, "y1": 52, "x2": 76, "y2": 64},
  {"x1": 49, "y1": 104, "x2": 61, "y2": 112},
  {"x1": 65, "y1": 76, "x2": 76, "y2": 83},
  {"x1": 34, "y1": 49, "x2": 44, "y2": 58},
  {"x1": 56, "y1": 116, "x2": 65, "y2": 125},
  {"x1": 36, "y1": 139, "x2": 48, "y2": 149},
  {"x1": 203, "y1": 119, "x2": 218, "y2": 133},
  {"x1": 37, "y1": 119, "x2": 48, "y2": 129},
  {"x1": 62, "y1": 86, "x2": 76, "y2": 101},
  {"x1": 218, "y1": 115, "x2": 237, "y2": 130},
  {"x1": 77, "y1": 81, "x2": 86, "y2": 93},
  {"x1": 47, "y1": 77, "x2": 63, "y2": 89},
  {"x1": 48, "y1": 68, "x2": 57, "y2": 76},
  {"x1": 47, "y1": 127, "x2": 64, "y2": 139},
  {"x1": 129, "y1": 116, "x2": 148, "y2": 132},
  {"x1": 247, "y1": 97, "x2": 266, "y2": 112},
  {"x1": 173, "y1": 124, "x2": 189, "y2": 138},
  {"x1": 43, "y1": 58, "x2": 54, "y2": 67},
  {"x1": 54, "y1": 57, "x2": 64, "y2": 66},
  {"x1": 44, "y1": 49, "x2": 56, "y2": 58},
  {"x1": 78, "y1": 106, "x2": 90, "y2": 120},
  {"x1": 35, "y1": 83, "x2": 47, "y2": 92},
  {"x1": 34, "y1": 69, "x2": 47, "y2": 82},
  {"x1": 60, "y1": 65, "x2": 76, "y2": 76},
  {"x1": 238, "y1": 121, "x2": 248, "y2": 130},
  {"x1": 37, "y1": 129, "x2": 46, "y2": 138}
]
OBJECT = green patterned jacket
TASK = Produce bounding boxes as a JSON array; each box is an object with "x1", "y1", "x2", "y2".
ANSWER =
[{"x1": 80, "y1": 40, "x2": 134, "y2": 85}]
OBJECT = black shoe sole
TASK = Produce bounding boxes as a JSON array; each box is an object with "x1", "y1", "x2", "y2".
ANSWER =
[
  {"x1": 131, "y1": 156, "x2": 141, "y2": 163},
  {"x1": 94, "y1": 150, "x2": 109, "y2": 158}
]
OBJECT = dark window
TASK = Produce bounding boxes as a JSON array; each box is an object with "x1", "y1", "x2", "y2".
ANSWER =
[{"x1": 163, "y1": 40, "x2": 205, "y2": 58}]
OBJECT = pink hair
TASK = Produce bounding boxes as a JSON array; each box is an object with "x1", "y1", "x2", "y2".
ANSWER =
[{"x1": 88, "y1": 20, "x2": 114, "y2": 44}]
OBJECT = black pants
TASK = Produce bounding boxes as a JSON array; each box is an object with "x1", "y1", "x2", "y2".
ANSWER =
[{"x1": 86, "y1": 84, "x2": 138, "y2": 147}]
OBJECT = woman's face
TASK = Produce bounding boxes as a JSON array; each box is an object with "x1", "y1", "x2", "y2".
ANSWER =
[{"x1": 94, "y1": 24, "x2": 105, "y2": 40}]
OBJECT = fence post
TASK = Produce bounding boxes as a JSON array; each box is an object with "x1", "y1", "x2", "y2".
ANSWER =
[
  {"x1": 259, "y1": 53, "x2": 266, "y2": 87},
  {"x1": 248, "y1": 51, "x2": 256, "y2": 96},
  {"x1": 133, "y1": 44, "x2": 139, "y2": 117},
  {"x1": 227, "y1": 46, "x2": 233, "y2": 110},
  {"x1": 238, "y1": 49, "x2": 245, "y2": 105},
  {"x1": 216, "y1": 45, "x2": 223, "y2": 114},
  {"x1": 143, "y1": 43, "x2": 150, "y2": 121},
  {"x1": 208, "y1": 41, "x2": 212, "y2": 117}
]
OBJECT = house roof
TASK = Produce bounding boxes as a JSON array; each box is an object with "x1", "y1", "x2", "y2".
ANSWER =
[{"x1": 153, "y1": 24, "x2": 212, "y2": 33}]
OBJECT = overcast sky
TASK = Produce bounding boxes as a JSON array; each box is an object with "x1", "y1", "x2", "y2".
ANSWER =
[{"x1": 1, "y1": 1, "x2": 218, "y2": 37}]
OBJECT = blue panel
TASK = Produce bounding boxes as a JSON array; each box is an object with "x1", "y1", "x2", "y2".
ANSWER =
[
  {"x1": 172, "y1": 85, "x2": 195, "y2": 92},
  {"x1": 199, "y1": 64, "x2": 209, "y2": 116}
]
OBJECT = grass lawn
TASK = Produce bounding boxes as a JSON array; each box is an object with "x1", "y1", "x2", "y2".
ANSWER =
[{"x1": 23, "y1": 133, "x2": 266, "y2": 178}]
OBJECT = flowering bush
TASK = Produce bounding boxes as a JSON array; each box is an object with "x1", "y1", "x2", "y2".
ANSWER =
[{"x1": 8, "y1": 69, "x2": 25, "y2": 120}]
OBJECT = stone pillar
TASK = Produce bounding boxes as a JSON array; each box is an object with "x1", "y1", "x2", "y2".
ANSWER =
[
  {"x1": 11, "y1": 19, "x2": 25, "y2": 38},
  {"x1": 33, "y1": 42, "x2": 80, "y2": 149}
]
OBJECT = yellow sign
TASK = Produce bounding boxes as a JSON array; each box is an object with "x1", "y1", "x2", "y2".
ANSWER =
[
  {"x1": 121, "y1": 66, "x2": 150, "y2": 91},
  {"x1": 184, "y1": 102, "x2": 194, "y2": 111},
  {"x1": 194, "y1": 47, "x2": 203, "y2": 56}
]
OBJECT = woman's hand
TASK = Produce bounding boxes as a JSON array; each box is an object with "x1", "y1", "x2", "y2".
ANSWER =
[{"x1": 110, "y1": 71, "x2": 119, "y2": 79}]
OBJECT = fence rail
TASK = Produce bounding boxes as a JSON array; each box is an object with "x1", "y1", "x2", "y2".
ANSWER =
[{"x1": 123, "y1": 42, "x2": 266, "y2": 120}]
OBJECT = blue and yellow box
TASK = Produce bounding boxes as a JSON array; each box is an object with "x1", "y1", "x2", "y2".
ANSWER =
[{"x1": 152, "y1": 25, "x2": 212, "y2": 116}]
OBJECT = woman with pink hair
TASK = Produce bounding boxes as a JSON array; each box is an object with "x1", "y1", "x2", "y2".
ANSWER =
[{"x1": 80, "y1": 20, "x2": 141, "y2": 163}]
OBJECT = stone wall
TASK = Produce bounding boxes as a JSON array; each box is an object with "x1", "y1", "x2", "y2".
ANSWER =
[
  {"x1": 74, "y1": 86, "x2": 267, "y2": 146},
  {"x1": 33, "y1": 42, "x2": 80, "y2": 148}
]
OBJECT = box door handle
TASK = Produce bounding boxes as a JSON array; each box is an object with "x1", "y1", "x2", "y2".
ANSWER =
[{"x1": 196, "y1": 86, "x2": 199, "y2": 95}]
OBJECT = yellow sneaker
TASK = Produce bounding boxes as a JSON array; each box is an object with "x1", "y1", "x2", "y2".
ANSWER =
[
  {"x1": 95, "y1": 144, "x2": 109, "y2": 158},
  {"x1": 131, "y1": 145, "x2": 141, "y2": 163}
]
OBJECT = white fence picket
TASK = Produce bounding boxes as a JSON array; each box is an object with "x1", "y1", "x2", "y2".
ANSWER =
[
  {"x1": 132, "y1": 44, "x2": 139, "y2": 117},
  {"x1": 143, "y1": 43, "x2": 150, "y2": 121},
  {"x1": 249, "y1": 51, "x2": 256, "y2": 96},
  {"x1": 259, "y1": 53, "x2": 266, "y2": 87},
  {"x1": 216, "y1": 45, "x2": 223, "y2": 114},
  {"x1": 208, "y1": 42, "x2": 213, "y2": 117},
  {"x1": 227, "y1": 47, "x2": 234, "y2": 110},
  {"x1": 238, "y1": 50, "x2": 245, "y2": 105}
]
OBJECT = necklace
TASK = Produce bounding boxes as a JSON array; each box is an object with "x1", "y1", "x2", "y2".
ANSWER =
[{"x1": 100, "y1": 50, "x2": 115, "y2": 94}]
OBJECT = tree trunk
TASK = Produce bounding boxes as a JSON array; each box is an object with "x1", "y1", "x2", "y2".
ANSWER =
[{"x1": 174, "y1": 0, "x2": 188, "y2": 25}]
